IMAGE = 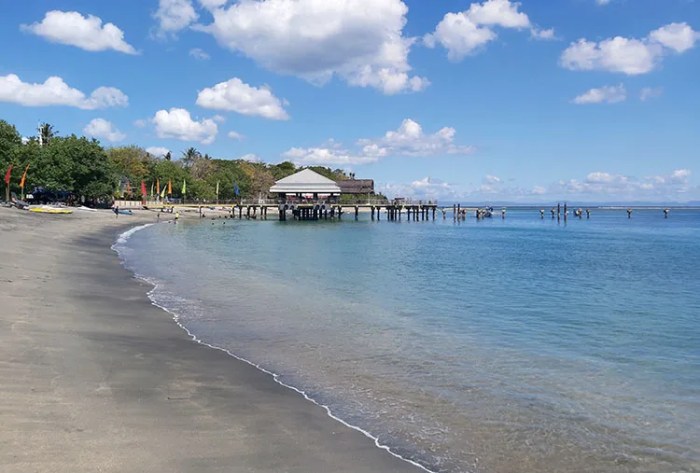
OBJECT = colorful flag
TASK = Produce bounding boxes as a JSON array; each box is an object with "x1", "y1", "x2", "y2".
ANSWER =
[
  {"x1": 216, "y1": 180, "x2": 219, "y2": 196},
  {"x1": 150, "y1": 181, "x2": 154, "y2": 198},
  {"x1": 182, "y1": 179, "x2": 187, "y2": 195},
  {"x1": 19, "y1": 164, "x2": 29, "y2": 188},
  {"x1": 125, "y1": 180, "x2": 131, "y2": 196},
  {"x1": 167, "y1": 179, "x2": 172, "y2": 195},
  {"x1": 160, "y1": 185, "x2": 167, "y2": 199},
  {"x1": 233, "y1": 182, "x2": 240, "y2": 196},
  {"x1": 4, "y1": 164, "x2": 12, "y2": 185},
  {"x1": 156, "y1": 179, "x2": 160, "y2": 195},
  {"x1": 141, "y1": 180, "x2": 147, "y2": 198}
]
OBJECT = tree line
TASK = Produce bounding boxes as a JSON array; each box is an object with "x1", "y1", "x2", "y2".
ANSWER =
[{"x1": 0, "y1": 119, "x2": 355, "y2": 205}]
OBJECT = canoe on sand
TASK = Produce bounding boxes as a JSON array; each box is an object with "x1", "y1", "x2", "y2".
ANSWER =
[{"x1": 29, "y1": 207, "x2": 73, "y2": 215}]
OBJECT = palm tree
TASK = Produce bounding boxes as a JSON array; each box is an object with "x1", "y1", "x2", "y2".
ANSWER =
[
  {"x1": 181, "y1": 147, "x2": 200, "y2": 169},
  {"x1": 38, "y1": 123, "x2": 57, "y2": 147}
]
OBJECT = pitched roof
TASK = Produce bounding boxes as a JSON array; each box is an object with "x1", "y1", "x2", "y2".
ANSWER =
[{"x1": 270, "y1": 169, "x2": 342, "y2": 194}]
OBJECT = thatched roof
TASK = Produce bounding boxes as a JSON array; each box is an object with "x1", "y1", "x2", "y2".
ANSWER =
[{"x1": 337, "y1": 179, "x2": 374, "y2": 194}]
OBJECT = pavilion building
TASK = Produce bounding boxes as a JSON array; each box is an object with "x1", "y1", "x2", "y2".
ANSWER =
[{"x1": 270, "y1": 169, "x2": 342, "y2": 203}]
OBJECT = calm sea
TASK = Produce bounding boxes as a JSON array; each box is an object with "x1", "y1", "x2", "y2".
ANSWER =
[{"x1": 115, "y1": 208, "x2": 700, "y2": 473}]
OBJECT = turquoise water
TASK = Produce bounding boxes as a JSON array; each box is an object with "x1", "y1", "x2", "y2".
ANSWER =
[{"x1": 117, "y1": 209, "x2": 700, "y2": 473}]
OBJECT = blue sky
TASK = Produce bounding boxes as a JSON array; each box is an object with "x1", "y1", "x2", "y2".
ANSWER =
[{"x1": 1, "y1": 0, "x2": 698, "y2": 202}]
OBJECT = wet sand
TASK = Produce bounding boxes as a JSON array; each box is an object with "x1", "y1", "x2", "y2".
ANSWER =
[{"x1": 0, "y1": 207, "x2": 425, "y2": 473}]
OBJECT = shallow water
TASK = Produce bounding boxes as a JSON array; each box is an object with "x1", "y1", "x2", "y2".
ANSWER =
[{"x1": 116, "y1": 209, "x2": 700, "y2": 473}]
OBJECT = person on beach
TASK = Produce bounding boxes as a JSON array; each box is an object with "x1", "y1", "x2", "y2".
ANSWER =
[{"x1": 113, "y1": 206, "x2": 119, "y2": 218}]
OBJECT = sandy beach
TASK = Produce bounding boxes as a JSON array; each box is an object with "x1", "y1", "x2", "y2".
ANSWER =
[{"x1": 0, "y1": 207, "x2": 425, "y2": 473}]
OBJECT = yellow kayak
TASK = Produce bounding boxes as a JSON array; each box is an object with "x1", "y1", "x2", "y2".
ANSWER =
[{"x1": 29, "y1": 207, "x2": 73, "y2": 214}]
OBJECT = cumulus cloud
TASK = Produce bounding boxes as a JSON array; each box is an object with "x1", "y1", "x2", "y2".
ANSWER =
[
  {"x1": 146, "y1": 146, "x2": 170, "y2": 157},
  {"x1": 573, "y1": 84, "x2": 626, "y2": 104},
  {"x1": 560, "y1": 22, "x2": 699, "y2": 75},
  {"x1": 21, "y1": 10, "x2": 137, "y2": 54},
  {"x1": 0, "y1": 74, "x2": 128, "y2": 109},
  {"x1": 378, "y1": 177, "x2": 457, "y2": 201},
  {"x1": 227, "y1": 130, "x2": 244, "y2": 140},
  {"x1": 152, "y1": 108, "x2": 218, "y2": 144},
  {"x1": 195, "y1": 0, "x2": 428, "y2": 94},
  {"x1": 283, "y1": 141, "x2": 376, "y2": 166},
  {"x1": 424, "y1": 0, "x2": 550, "y2": 60},
  {"x1": 648, "y1": 23, "x2": 699, "y2": 53},
  {"x1": 196, "y1": 77, "x2": 289, "y2": 120},
  {"x1": 359, "y1": 119, "x2": 475, "y2": 157},
  {"x1": 83, "y1": 118, "x2": 126, "y2": 142},
  {"x1": 189, "y1": 47, "x2": 210, "y2": 60},
  {"x1": 283, "y1": 119, "x2": 473, "y2": 166},
  {"x1": 154, "y1": 0, "x2": 198, "y2": 37}
]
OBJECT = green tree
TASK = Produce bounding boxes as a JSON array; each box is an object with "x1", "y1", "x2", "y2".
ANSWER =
[{"x1": 38, "y1": 123, "x2": 57, "y2": 147}]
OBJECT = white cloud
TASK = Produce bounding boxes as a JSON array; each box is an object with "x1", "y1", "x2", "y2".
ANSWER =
[
  {"x1": 648, "y1": 23, "x2": 700, "y2": 53},
  {"x1": 196, "y1": 0, "x2": 428, "y2": 94},
  {"x1": 0, "y1": 74, "x2": 128, "y2": 109},
  {"x1": 83, "y1": 118, "x2": 125, "y2": 142},
  {"x1": 359, "y1": 119, "x2": 475, "y2": 157},
  {"x1": 146, "y1": 146, "x2": 170, "y2": 157},
  {"x1": 283, "y1": 119, "x2": 473, "y2": 166},
  {"x1": 531, "y1": 28, "x2": 556, "y2": 40},
  {"x1": 596, "y1": 0, "x2": 612, "y2": 5},
  {"x1": 640, "y1": 86, "x2": 663, "y2": 101},
  {"x1": 21, "y1": 10, "x2": 137, "y2": 54},
  {"x1": 424, "y1": 12, "x2": 496, "y2": 60},
  {"x1": 189, "y1": 47, "x2": 210, "y2": 60},
  {"x1": 424, "y1": 0, "x2": 550, "y2": 60},
  {"x1": 152, "y1": 108, "x2": 218, "y2": 144},
  {"x1": 560, "y1": 22, "x2": 699, "y2": 75},
  {"x1": 154, "y1": 0, "x2": 198, "y2": 37},
  {"x1": 283, "y1": 142, "x2": 377, "y2": 166},
  {"x1": 464, "y1": 0, "x2": 530, "y2": 28},
  {"x1": 196, "y1": 77, "x2": 289, "y2": 120},
  {"x1": 553, "y1": 169, "x2": 693, "y2": 198},
  {"x1": 573, "y1": 84, "x2": 626, "y2": 104},
  {"x1": 237, "y1": 153, "x2": 261, "y2": 162},
  {"x1": 227, "y1": 130, "x2": 244, "y2": 140}
]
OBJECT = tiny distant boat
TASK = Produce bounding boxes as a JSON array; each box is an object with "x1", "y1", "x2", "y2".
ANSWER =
[
  {"x1": 29, "y1": 206, "x2": 73, "y2": 214},
  {"x1": 115, "y1": 209, "x2": 133, "y2": 215}
]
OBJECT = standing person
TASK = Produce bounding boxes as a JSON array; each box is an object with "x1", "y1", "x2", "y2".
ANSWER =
[{"x1": 114, "y1": 206, "x2": 119, "y2": 219}]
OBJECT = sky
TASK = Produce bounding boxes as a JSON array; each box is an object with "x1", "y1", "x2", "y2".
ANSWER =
[{"x1": 1, "y1": 0, "x2": 699, "y2": 203}]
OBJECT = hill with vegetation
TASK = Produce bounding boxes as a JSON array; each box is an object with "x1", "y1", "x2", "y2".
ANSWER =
[{"x1": 0, "y1": 119, "x2": 381, "y2": 205}]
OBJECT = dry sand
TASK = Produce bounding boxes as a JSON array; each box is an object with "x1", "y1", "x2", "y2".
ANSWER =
[{"x1": 0, "y1": 207, "x2": 425, "y2": 473}]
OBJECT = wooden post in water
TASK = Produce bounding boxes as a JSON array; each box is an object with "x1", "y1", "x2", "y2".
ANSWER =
[
  {"x1": 355, "y1": 206, "x2": 359, "y2": 219},
  {"x1": 371, "y1": 206, "x2": 375, "y2": 220}
]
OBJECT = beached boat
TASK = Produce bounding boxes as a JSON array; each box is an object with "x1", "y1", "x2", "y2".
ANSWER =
[{"x1": 29, "y1": 206, "x2": 73, "y2": 214}]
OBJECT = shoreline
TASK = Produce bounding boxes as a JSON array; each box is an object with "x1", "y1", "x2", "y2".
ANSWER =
[
  {"x1": 0, "y1": 208, "x2": 426, "y2": 473},
  {"x1": 115, "y1": 223, "x2": 435, "y2": 473}
]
